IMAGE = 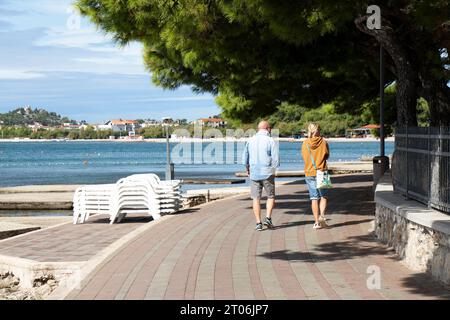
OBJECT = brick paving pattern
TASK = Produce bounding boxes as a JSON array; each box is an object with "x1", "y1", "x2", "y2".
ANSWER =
[
  {"x1": 65, "y1": 174, "x2": 450, "y2": 300},
  {"x1": 0, "y1": 214, "x2": 152, "y2": 262}
]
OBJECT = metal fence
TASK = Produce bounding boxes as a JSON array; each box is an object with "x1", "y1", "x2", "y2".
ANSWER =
[{"x1": 393, "y1": 126, "x2": 450, "y2": 214}]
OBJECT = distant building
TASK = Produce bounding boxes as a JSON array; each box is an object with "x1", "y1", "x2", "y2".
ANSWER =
[
  {"x1": 346, "y1": 124, "x2": 380, "y2": 138},
  {"x1": 97, "y1": 119, "x2": 139, "y2": 132},
  {"x1": 27, "y1": 122, "x2": 51, "y2": 132},
  {"x1": 141, "y1": 118, "x2": 186, "y2": 128},
  {"x1": 197, "y1": 117, "x2": 227, "y2": 128},
  {"x1": 62, "y1": 123, "x2": 81, "y2": 130},
  {"x1": 162, "y1": 117, "x2": 174, "y2": 125},
  {"x1": 122, "y1": 132, "x2": 144, "y2": 141},
  {"x1": 176, "y1": 119, "x2": 188, "y2": 126},
  {"x1": 141, "y1": 120, "x2": 161, "y2": 128},
  {"x1": 28, "y1": 122, "x2": 43, "y2": 131}
]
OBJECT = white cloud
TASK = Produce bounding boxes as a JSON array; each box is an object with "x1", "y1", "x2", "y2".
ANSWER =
[
  {"x1": 32, "y1": 27, "x2": 145, "y2": 75},
  {"x1": 90, "y1": 42, "x2": 143, "y2": 56},
  {"x1": 0, "y1": 69, "x2": 45, "y2": 79},
  {"x1": 2, "y1": 0, "x2": 147, "y2": 77},
  {"x1": 35, "y1": 28, "x2": 112, "y2": 48},
  {"x1": 74, "y1": 57, "x2": 124, "y2": 65},
  {"x1": 12, "y1": 0, "x2": 73, "y2": 15}
]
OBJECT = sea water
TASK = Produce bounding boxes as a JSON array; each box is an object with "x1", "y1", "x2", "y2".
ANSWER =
[{"x1": 0, "y1": 140, "x2": 394, "y2": 188}]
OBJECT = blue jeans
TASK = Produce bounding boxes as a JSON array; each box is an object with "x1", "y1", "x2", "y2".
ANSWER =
[{"x1": 305, "y1": 176, "x2": 328, "y2": 200}]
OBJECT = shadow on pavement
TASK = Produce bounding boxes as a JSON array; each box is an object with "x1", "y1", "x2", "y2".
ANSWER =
[
  {"x1": 87, "y1": 208, "x2": 200, "y2": 224},
  {"x1": 254, "y1": 174, "x2": 450, "y2": 299}
]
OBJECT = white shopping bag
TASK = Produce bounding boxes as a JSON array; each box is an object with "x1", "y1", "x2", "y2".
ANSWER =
[{"x1": 316, "y1": 170, "x2": 332, "y2": 189}]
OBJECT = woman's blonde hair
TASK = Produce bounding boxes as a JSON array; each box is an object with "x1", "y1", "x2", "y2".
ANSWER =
[{"x1": 307, "y1": 123, "x2": 320, "y2": 138}]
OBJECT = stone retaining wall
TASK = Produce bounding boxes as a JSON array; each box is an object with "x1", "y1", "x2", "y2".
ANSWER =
[{"x1": 374, "y1": 173, "x2": 450, "y2": 286}]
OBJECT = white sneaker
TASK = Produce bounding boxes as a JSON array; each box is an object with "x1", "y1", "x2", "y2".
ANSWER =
[
  {"x1": 319, "y1": 216, "x2": 329, "y2": 228},
  {"x1": 313, "y1": 222, "x2": 322, "y2": 230}
]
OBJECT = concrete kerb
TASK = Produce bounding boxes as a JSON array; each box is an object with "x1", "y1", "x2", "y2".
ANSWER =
[
  {"x1": 0, "y1": 202, "x2": 73, "y2": 210},
  {"x1": 0, "y1": 224, "x2": 41, "y2": 240},
  {"x1": 0, "y1": 254, "x2": 84, "y2": 289},
  {"x1": 0, "y1": 219, "x2": 74, "y2": 246},
  {"x1": 374, "y1": 174, "x2": 450, "y2": 236},
  {"x1": 184, "y1": 179, "x2": 298, "y2": 203}
]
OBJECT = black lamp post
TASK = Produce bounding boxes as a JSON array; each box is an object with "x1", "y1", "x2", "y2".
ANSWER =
[
  {"x1": 163, "y1": 119, "x2": 174, "y2": 180},
  {"x1": 373, "y1": 44, "x2": 390, "y2": 187},
  {"x1": 367, "y1": 5, "x2": 390, "y2": 187}
]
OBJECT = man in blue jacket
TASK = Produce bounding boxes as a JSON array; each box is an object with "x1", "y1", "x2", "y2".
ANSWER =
[{"x1": 243, "y1": 121, "x2": 280, "y2": 231}]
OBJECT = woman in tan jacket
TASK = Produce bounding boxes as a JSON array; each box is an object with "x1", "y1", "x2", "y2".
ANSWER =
[{"x1": 301, "y1": 123, "x2": 329, "y2": 229}]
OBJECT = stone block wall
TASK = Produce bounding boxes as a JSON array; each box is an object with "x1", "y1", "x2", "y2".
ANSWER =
[{"x1": 375, "y1": 203, "x2": 450, "y2": 285}]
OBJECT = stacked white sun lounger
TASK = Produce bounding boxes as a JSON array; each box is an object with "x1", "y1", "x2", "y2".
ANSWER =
[{"x1": 73, "y1": 173, "x2": 183, "y2": 224}]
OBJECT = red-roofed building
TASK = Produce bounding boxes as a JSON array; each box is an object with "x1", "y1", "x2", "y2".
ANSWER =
[
  {"x1": 111, "y1": 119, "x2": 138, "y2": 125},
  {"x1": 346, "y1": 124, "x2": 380, "y2": 138},
  {"x1": 197, "y1": 117, "x2": 227, "y2": 128},
  {"x1": 97, "y1": 119, "x2": 139, "y2": 132}
]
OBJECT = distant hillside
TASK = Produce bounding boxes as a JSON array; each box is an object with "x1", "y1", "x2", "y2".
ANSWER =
[{"x1": 0, "y1": 106, "x2": 76, "y2": 126}]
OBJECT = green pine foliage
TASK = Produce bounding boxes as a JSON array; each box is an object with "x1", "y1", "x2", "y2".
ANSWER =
[
  {"x1": 76, "y1": 0, "x2": 449, "y2": 125},
  {"x1": 267, "y1": 102, "x2": 364, "y2": 137}
]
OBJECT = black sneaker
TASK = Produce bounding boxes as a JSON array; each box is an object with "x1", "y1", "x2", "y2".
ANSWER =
[
  {"x1": 263, "y1": 217, "x2": 274, "y2": 229},
  {"x1": 255, "y1": 223, "x2": 263, "y2": 231}
]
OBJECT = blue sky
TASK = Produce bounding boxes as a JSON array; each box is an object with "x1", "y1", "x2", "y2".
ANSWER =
[{"x1": 0, "y1": 0, "x2": 220, "y2": 123}]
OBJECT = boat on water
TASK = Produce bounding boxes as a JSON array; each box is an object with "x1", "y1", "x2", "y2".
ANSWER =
[{"x1": 120, "y1": 135, "x2": 145, "y2": 142}]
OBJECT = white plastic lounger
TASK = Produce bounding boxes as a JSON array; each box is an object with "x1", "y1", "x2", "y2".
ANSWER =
[
  {"x1": 109, "y1": 177, "x2": 181, "y2": 224},
  {"x1": 73, "y1": 184, "x2": 115, "y2": 224},
  {"x1": 73, "y1": 174, "x2": 183, "y2": 225},
  {"x1": 128, "y1": 173, "x2": 182, "y2": 189}
]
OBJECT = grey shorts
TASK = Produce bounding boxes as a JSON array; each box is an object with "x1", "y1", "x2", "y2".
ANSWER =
[{"x1": 251, "y1": 176, "x2": 275, "y2": 200}]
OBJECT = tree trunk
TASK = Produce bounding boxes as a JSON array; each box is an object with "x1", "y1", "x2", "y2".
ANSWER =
[
  {"x1": 419, "y1": 71, "x2": 450, "y2": 126},
  {"x1": 395, "y1": 63, "x2": 418, "y2": 126},
  {"x1": 355, "y1": 15, "x2": 418, "y2": 126}
]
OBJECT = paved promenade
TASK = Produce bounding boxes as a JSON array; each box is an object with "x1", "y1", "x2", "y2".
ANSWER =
[{"x1": 65, "y1": 174, "x2": 450, "y2": 300}]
